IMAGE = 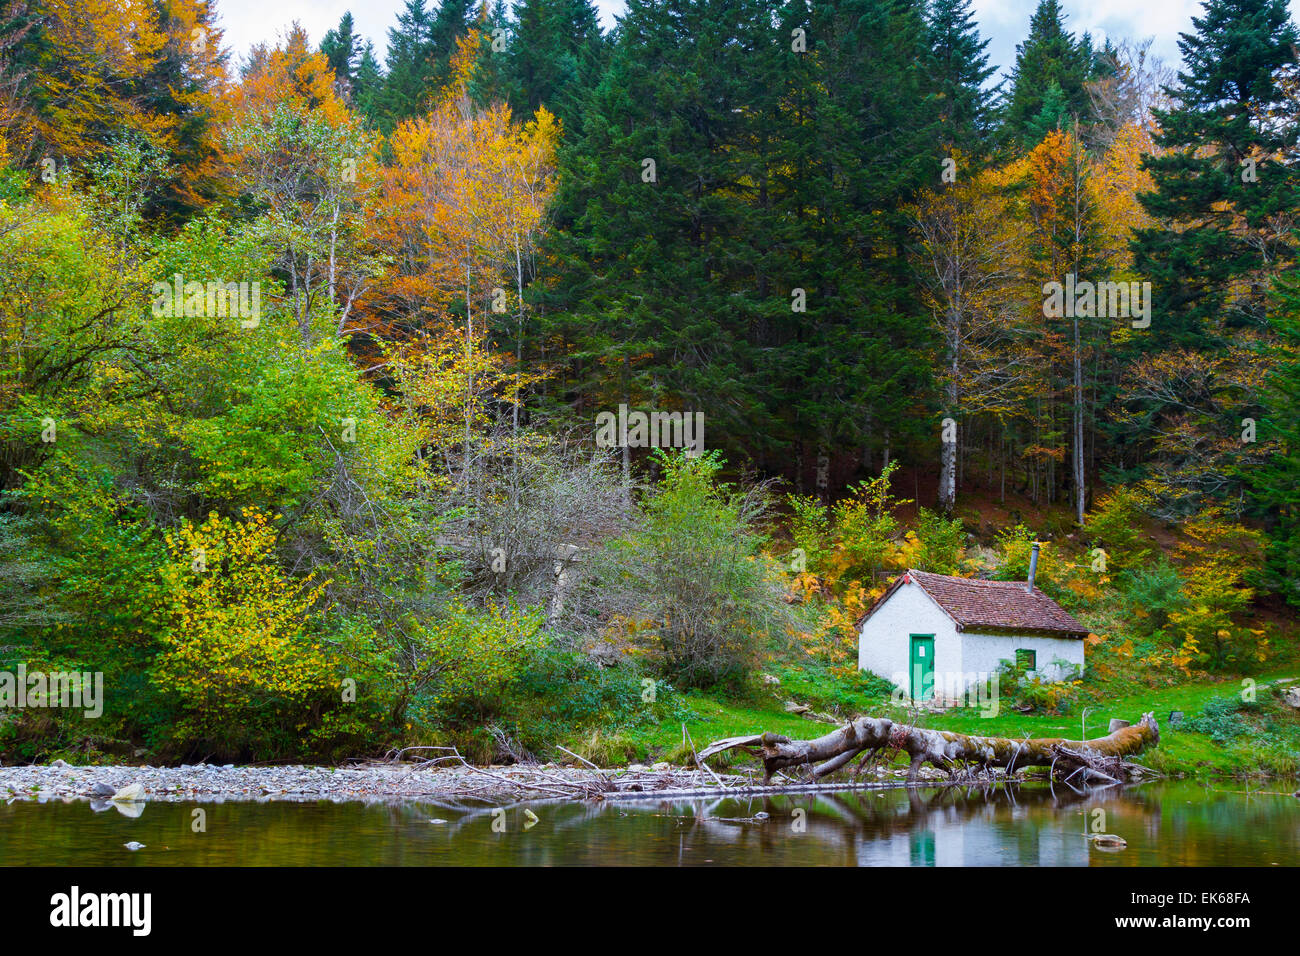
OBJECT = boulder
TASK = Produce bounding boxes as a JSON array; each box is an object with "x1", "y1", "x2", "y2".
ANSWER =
[
  {"x1": 1284, "y1": 687, "x2": 1300, "y2": 710},
  {"x1": 1088, "y1": 833, "x2": 1128, "y2": 849},
  {"x1": 109, "y1": 783, "x2": 145, "y2": 802}
]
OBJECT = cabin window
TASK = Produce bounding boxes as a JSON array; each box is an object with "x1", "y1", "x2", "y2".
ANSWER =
[{"x1": 1015, "y1": 648, "x2": 1036, "y2": 672}]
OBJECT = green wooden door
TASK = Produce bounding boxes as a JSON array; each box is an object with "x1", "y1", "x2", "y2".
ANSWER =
[{"x1": 910, "y1": 635, "x2": 935, "y2": 701}]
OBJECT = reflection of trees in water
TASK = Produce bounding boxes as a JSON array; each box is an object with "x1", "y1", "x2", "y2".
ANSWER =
[
  {"x1": 1111, "y1": 780, "x2": 1300, "y2": 866},
  {"x1": 358, "y1": 780, "x2": 1299, "y2": 866},
  {"x1": 625, "y1": 784, "x2": 1131, "y2": 866},
  {"x1": 406, "y1": 779, "x2": 1300, "y2": 866},
  {"x1": 7, "y1": 780, "x2": 1295, "y2": 865}
]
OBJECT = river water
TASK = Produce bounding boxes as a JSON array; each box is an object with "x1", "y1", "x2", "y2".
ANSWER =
[{"x1": 1, "y1": 780, "x2": 1295, "y2": 866}]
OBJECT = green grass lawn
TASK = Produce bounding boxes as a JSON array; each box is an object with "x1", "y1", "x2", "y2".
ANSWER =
[{"x1": 603, "y1": 667, "x2": 1300, "y2": 778}]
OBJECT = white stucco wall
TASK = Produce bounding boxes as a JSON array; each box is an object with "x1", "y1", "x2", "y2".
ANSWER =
[
  {"x1": 858, "y1": 580, "x2": 1085, "y2": 698},
  {"x1": 858, "y1": 580, "x2": 961, "y2": 693},
  {"x1": 959, "y1": 630, "x2": 1084, "y2": 684}
]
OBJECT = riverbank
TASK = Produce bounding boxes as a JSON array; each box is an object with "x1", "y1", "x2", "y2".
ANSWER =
[
  {"x1": 5, "y1": 671, "x2": 1296, "y2": 794},
  {"x1": 1, "y1": 758, "x2": 972, "y2": 805}
]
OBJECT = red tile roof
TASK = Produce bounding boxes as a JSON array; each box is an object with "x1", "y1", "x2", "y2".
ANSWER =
[{"x1": 857, "y1": 569, "x2": 1090, "y2": 638}]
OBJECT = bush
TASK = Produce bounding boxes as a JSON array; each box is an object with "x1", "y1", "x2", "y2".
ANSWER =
[
  {"x1": 503, "y1": 644, "x2": 690, "y2": 755},
  {"x1": 786, "y1": 493, "x2": 831, "y2": 573},
  {"x1": 904, "y1": 507, "x2": 966, "y2": 574},
  {"x1": 1168, "y1": 511, "x2": 1267, "y2": 670},
  {"x1": 831, "y1": 460, "x2": 907, "y2": 581},
  {"x1": 995, "y1": 656, "x2": 1082, "y2": 715},
  {"x1": 403, "y1": 600, "x2": 548, "y2": 726},
  {"x1": 1179, "y1": 695, "x2": 1258, "y2": 744},
  {"x1": 151, "y1": 508, "x2": 340, "y2": 757},
  {"x1": 1087, "y1": 488, "x2": 1152, "y2": 570},
  {"x1": 580, "y1": 450, "x2": 796, "y2": 689},
  {"x1": 992, "y1": 524, "x2": 1064, "y2": 598},
  {"x1": 1117, "y1": 558, "x2": 1189, "y2": 637}
]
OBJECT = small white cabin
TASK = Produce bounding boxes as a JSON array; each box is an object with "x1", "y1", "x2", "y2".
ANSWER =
[{"x1": 857, "y1": 566, "x2": 1088, "y2": 701}]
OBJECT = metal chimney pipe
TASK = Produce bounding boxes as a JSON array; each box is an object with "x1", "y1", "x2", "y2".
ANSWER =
[{"x1": 1027, "y1": 542, "x2": 1040, "y2": 591}]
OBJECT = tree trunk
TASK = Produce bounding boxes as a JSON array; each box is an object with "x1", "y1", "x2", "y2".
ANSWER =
[
  {"x1": 938, "y1": 313, "x2": 959, "y2": 513},
  {"x1": 1073, "y1": 315, "x2": 1085, "y2": 525},
  {"x1": 701, "y1": 713, "x2": 1160, "y2": 786}
]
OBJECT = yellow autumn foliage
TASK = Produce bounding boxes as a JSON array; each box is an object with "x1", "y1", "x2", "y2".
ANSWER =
[{"x1": 154, "y1": 509, "x2": 336, "y2": 736}]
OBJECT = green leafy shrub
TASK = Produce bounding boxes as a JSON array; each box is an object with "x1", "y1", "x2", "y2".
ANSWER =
[
  {"x1": 991, "y1": 524, "x2": 1064, "y2": 599},
  {"x1": 1179, "y1": 695, "x2": 1259, "y2": 744},
  {"x1": 906, "y1": 507, "x2": 966, "y2": 574},
  {"x1": 504, "y1": 645, "x2": 690, "y2": 754},
  {"x1": 583, "y1": 450, "x2": 796, "y2": 689},
  {"x1": 1117, "y1": 558, "x2": 1189, "y2": 637},
  {"x1": 1087, "y1": 488, "x2": 1153, "y2": 570},
  {"x1": 831, "y1": 460, "x2": 906, "y2": 581},
  {"x1": 995, "y1": 656, "x2": 1082, "y2": 715},
  {"x1": 786, "y1": 493, "x2": 830, "y2": 573}
]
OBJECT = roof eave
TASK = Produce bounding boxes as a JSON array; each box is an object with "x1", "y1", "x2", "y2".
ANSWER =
[{"x1": 955, "y1": 622, "x2": 1090, "y2": 639}]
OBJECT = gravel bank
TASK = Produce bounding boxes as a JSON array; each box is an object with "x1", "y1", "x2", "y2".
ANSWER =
[
  {"x1": 0, "y1": 761, "x2": 608, "y2": 803},
  {"x1": 0, "y1": 760, "x2": 958, "y2": 805}
]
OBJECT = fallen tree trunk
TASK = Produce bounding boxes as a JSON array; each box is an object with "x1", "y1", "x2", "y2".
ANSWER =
[{"x1": 700, "y1": 712, "x2": 1160, "y2": 785}]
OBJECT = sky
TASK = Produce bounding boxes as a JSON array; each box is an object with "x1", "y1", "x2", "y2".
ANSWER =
[{"x1": 213, "y1": 0, "x2": 1297, "y2": 85}]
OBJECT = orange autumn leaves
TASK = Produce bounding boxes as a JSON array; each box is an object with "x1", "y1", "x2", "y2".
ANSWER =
[
  {"x1": 370, "y1": 35, "x2": 559, "y2": 331},
  {"x1": 235, "y1": 23, "x2": 351, "y2": 127},
  {"x1": 376, "y1": 101, "x2": 558, "y2": 316},
  {"x1": 224, "y1": 26, "x2": 560, "y2": 440},
  {"x1": 909, "y1": 123, "x2": 1157, "y2": 510},
  {"x1": 0, "y1": 0, "x2": 228, "y2": 211},
  {"x1": 365, "y1": 34, "x2": 559, "y2": 439}
]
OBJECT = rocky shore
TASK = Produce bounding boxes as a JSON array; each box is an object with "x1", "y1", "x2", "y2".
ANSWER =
[
  {"x1": 0, "y1": 759, "x2": 956, "y2": 805},
  {"x1": 0, "y1": 760, "x2": 611, "y2": 803}
]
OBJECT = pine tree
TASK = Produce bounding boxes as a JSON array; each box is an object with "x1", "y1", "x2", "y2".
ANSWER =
[
  {"x1": 1002, "y1": 0, "x2": 1092, "y2": 144},
  {"x1": 1131, "y1": 0, "x2": 1298, "y2": 350},
  {"x1": 353, "y1": 40, "x2": 384, "y2": 124},
  {"x1": 429, "y1": 0, "x2": 476, "y2": 91},
  {"x1": 1254, "y1": 259, "x2": 1300, "y2": 605},
  {"x1": 926, "y1": 0, "x2": 997, "y2": 151},
  {"x1": 321, "y1": 12, "x2": 359, "y2": 93},
  {"x1": 467, "y1": 0, "x2": 513, "y2": 107},
  {"x1": 506, "y1": 0, "x2": 604, "y2": 125},
  {"x1": 542, "y1": 0, "x2": 938, "y2": 485},
  {"x1": 1023, "y1": 80, "x2": 1069, "y2": 143},
  {"x1": 380, "y1": 0, "x2": 438, "y2": 129},
  {"x1": 134, "y1": 0, "x2": 229, "y2": 224}
]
